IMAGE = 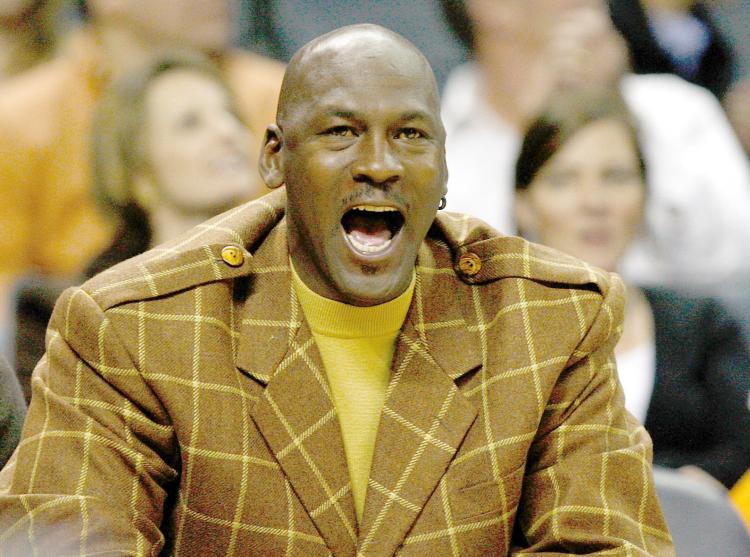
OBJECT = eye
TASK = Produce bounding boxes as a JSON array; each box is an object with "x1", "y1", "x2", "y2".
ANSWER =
[
  {"x1": 603, "y1": 167, "x2": 640, "y2": 185},
  {"x1": 176, "y1": 111, "x2": 201, "y2": 130},
  {"x1": 541, "y1": 169, "x2": 575, "y2": 188},
  {"x1": 324, "y1": 125, "x2": 357, "y2": 137},
  {"x1": 395, "y1": 127, "x2": 427, "y2": 140}
]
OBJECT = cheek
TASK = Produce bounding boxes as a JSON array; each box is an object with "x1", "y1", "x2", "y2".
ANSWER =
[
  {"x1": 150, "y1": 130, "x2": 199, "y2": 168},
  {"x1": 535, "y1": 196, "x2": 573, "y2": 229},
  {"x1": 616, "y1": 191, "x2": 646, "y2": 228},
  {"x1": 153, "y1": 148, "x2": 196, "y2": 183}
]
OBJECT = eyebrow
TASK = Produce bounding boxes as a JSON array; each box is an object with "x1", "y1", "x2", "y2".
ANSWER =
[
  {"x1": 324, "y1": 109, "x2": 434, "y2": 123},
  {"x1": 399, "y1": 111, "x2": 432, "y2": 122}
]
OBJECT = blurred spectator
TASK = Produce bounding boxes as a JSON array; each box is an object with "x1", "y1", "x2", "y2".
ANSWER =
[
  {"x1": 512, "y1": 87, "x2": 750, "y2": 488},
  {"x1": 607, "y1": 0, "x2": 734, "y2": 99},
  {"x1": 237, "y1": 0, "x2": 466, "y2": 88},
  {"x1": 13, "y1": 53, "x2": 261, "y2": 401},
  {"x1": 0, "y1": 0, "x2": 284, "y2": 312},
  {"x1": 440, "y1": 0, "x2": 750, "y2": 293},
  {"x1": 0, "y1": 0, "x2": 64, "y2": 79},
  {"x1": 0, "y1": 354, "x2": 25, "y2": 469}
]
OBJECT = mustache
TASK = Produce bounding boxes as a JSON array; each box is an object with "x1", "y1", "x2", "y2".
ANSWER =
[{"x1": 340, "y1": 187, "x2": 408, "y2": 209}]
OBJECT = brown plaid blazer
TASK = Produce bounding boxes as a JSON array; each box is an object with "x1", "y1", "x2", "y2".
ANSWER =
[{"x1": 0, "y1": 188, "x2": 673, "y2": 556}]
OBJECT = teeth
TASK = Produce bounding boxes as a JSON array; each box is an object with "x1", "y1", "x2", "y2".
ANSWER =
[
  {"x1": 351, "y1": 205, "x2": 398, "y2": 213},
  {"x1": 348, "y1": 234, "x2": 392, "y2": 254}
]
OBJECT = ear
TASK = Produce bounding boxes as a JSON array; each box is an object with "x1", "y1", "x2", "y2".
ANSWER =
[
  {"x1": 513, "y1": 191, "x2": 538, "y2": 239},
  {"x1": 258, "y1": 124, "x2": 285, "y2": 189}
]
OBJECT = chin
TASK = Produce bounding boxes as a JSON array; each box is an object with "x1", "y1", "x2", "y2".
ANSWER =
[{"x1": 333, "y1": 268, "x2": 412, "y2": 307}]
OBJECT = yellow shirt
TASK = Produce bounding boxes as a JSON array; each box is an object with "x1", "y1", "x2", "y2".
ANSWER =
[
  {"x1": 730, "y1": 469, "x2": 750, "y2": 529},
  {"x1": 291, "y1": 265, "x2": 415, "y2": 524}
]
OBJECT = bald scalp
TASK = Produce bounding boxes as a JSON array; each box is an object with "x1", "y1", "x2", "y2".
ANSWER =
[{"x1": 276, "y1": 24, "x2": 440, "y2": 127}]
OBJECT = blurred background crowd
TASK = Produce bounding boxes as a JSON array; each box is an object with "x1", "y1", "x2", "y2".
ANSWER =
[{"x1": 0, "y1": 0, "x2": 749, "y2": 540}]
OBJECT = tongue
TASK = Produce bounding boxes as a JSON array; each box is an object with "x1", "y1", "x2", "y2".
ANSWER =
[{"x1": 346, "y1": 213, "x2": 393, "y2": 246}]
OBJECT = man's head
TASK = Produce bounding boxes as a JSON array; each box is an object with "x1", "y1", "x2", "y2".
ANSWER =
[
  {"x1": 442, "y1": 0, "x2": 614, "y2": 51},
  {"x1": 85, "y1": 0, "x2": 236, "y2": 53},
  {"x1": 260, "y1": 24, "x2": 447, "y2": 307}
]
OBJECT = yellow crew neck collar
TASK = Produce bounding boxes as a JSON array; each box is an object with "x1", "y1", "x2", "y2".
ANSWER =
[{"x1": 290, "y1": 263, "x2": 415, "y2": 339}]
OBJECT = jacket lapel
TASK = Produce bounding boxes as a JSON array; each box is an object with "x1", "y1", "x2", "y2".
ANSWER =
[
  {"x1": 235, "y1": 221, "x2": 358, "y2": 557},
  {"x1": 356, "y1": 240, "x2": 481, "y2": 556},
  {"x1": 234, "y1": 217, "x2": 489, "y2": 556}
]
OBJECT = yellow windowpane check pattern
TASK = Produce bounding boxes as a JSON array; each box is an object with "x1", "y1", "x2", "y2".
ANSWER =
[
  {"x1": 291, "y1": 263, "x2": 415, "y2": 525},
  {"x1": 0, "y1": 190, "x2": 672, "y2": 556}
]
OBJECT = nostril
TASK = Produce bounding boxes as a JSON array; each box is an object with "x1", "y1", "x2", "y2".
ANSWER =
[
  {"x1": 352, "y1": 172, "x2": 399, "y2": 188},
  {"x1": 351, "y1": 159, "x2": 403, "y2": 186}
]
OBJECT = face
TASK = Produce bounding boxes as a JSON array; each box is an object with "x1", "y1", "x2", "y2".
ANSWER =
[
  {"x1": 468, "y1": 0, "x2": 604, "y2": 40},
  {"x1": 515, "y1": 119, "x2": 645, "y2": 272},
  {"x1": 139, "y1": 69, "x2": 255, "y2": 215},
  {"x1": 264, "y1": 36, "x2": 447, "y2": 306},
  {"x1": 110, "y1": 0, "x2": 235, "y2": 52}
]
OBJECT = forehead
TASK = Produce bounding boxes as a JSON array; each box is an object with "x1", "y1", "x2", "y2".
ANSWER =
[
  {"x1": 551, "y1": 119, "x2": 638, "y2": 163},
  {"x1": 146, "y1": 70, "x2": 226, "y2": 114},
  {"x1": 285, "y1": 42, "x2": 440, "y2": 123}
]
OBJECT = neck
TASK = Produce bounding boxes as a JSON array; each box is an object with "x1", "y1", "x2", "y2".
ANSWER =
[
  {"x1": 617, "y1": 284, "x2": 655, "y2": 354},
  {"x1": 148, "y1": 205, "x2": 211, "y2": 248},
  {"x1": 473, "y1": 35, "x2": 553, "y2": 131}
]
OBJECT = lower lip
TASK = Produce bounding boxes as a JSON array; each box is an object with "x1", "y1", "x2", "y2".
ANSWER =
[{"x1": 340, "y1": 225, "x2": 403, "y2": 263}]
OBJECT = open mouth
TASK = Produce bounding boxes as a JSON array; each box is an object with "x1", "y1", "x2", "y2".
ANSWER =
[{"x1": 341, "y1": 205, "x2": 405, "y2": 256}]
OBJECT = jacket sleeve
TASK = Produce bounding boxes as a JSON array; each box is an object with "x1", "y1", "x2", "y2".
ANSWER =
[
  {"x1": 511, "y1": 275, "x2": 674, "y2": 556},
  {"x1": 0, "y1": 287, "x2": 177, "y2": 556},
  {"x1": 0, "y1": 355, "x2": 26, "y2": 469}
]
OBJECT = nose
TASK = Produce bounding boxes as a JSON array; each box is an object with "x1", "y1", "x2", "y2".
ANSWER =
[
  {"x1": 351, "y1": 131, "x2": 404, "y2": 187},
  {"x1": 579, "y1": 177, "x2": 610, "y2": 213}
]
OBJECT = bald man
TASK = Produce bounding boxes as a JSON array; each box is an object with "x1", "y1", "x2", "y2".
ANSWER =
[{"x1": 0, "y1": 25, "x2": 673, "y2": 556}]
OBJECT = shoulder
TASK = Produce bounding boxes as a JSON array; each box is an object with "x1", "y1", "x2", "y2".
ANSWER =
[
  {"x1": 643, "y1": 286, "x2": 724, "y2": 316},
  {"x1": 0, "y1": 56, "x2": 74, "y2": 145},
  {"x1": 620, "y1": 73, "x2": 725, "y2": 123},
  {"x1": 433, "y1": 211, "x2": 616, "y2": 294},
  {"x1": 81, "y1": 189, "x2": 286, "y2": 311},
  {"x1": 0, "y1": 30, "x2": 94, "y2": 148},
  {"x1": 429, "y1": 210, "x2": 624, "y2": 355},
  {"x1": 221, "y1": 48, "x2": 285, "y2": 91},
  {"x1": 643, "y1": 286, "x2": 745, "y2": 341},
  {"x1": 441, "y1": 63, "x2": 482, "y2": 131}
]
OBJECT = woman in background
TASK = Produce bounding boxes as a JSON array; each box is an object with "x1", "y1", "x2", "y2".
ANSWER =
[
  {"x1": 14, "y1": 52, "x2": 262, "y2": 399},
  {"x1": 513, "y1": 87, "x2": 750, "y2": 489}
]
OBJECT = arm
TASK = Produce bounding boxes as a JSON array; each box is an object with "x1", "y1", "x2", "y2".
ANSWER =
[
  {"x1": 512, "y1": 276, "x2": 674, "y2": 555},
  {"x1": 621, "y1": 75, "x2": 750, "y2": 286},
  {"x1": 0, "y1": 287, "x2": 177, "y2": 556},
  {"x1": 658, "y1": 299, "x2": 750, "y2": 488}
]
